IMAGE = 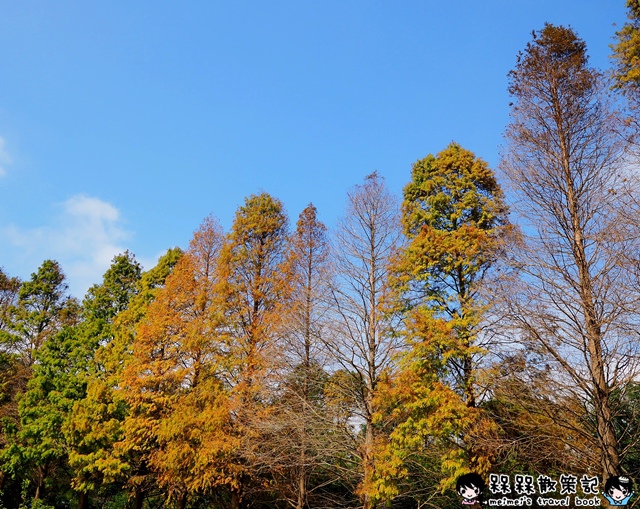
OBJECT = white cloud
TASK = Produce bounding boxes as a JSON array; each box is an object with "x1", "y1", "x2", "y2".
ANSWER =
[
  {"x1": 3, "y1": 194, "x2": 132, "y2": 298},
  {"x1": 0, "y1": 136, "x2": 12, "y2": 177}
]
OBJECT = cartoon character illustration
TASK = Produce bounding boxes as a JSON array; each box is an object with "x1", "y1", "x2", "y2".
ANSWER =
[
  {"x1": 603, "y1": 475, "x2": 634, "y2": 506},
  {"x1": 456, "y1": 472, "x2": 485, "y2": 506}
]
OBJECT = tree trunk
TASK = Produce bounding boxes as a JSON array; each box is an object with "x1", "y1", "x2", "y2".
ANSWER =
[
  {"x1": 77, "y1": 491, "x2": 88, "y2": 509},
  {"x1": 133, "y1": 489, "x2": 145, "y2": 509},
  {"x1": 231, "y1": 486, "x2": 242, "y2": 509},
  {"x1": 502, "y1": 22, "x2": 630, "y2": 485},
  {"x1": 297, "y1": 464, "x2": 307, "y2": 509},
  {"x1": 563, "y1": 128, "x2": 621, "y2": 478},
  {"x1": 34, "y1": 464, "x2": 47, "y2": 501},
  {"x1": 363, "y1": 418, "x2": 375, "y2": 509},
  {"x1": 176, "y1": 492, "x2": 187, "y2": 509}
]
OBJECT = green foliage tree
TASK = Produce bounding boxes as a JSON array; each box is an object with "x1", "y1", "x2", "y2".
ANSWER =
[
  {"x1": 0, "y1": 260, "x2": 79, "y2": 507},
  {"x1": 17, "y1": 326, "x2": 88, "y2": 507},
  {"x1": 612, "y1": 0, "x2": 640, "y2": 106},
  {"x1": 0, "y1": 269, "x2": 22, "y2": 454},
  {"x1": 10, "y1": 254, "x2": 142, "y2": 509},
  {"x1": 1, "y1": 260, "x2": 79, "y2": 368},
  {"x1": 67, "y1": 250, "x2": 178, "y2": 509},
  {"x1": 397, "y1": 142, "x2": 509, "y2": 406},
  {"x1": 83, "y1": 251, "x2": 142, "y2": 323},
  {"x1": 372, "y1": 143, "x2": 510, "y2": 504},
  {"x1": 611, "y1": 381, "x2": 640, "y2": 481}
]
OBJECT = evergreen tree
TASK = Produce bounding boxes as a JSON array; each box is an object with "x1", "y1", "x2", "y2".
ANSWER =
[
  {"x1": 0, "y1": 260, "x2": 79, "y2": 506},
  {"x1": 68, "y1": 249, "x2": 179, "y2": 509}
]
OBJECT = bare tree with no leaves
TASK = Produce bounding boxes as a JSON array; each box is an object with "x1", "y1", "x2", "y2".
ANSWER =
[
  {"x1": 257, "y1": 204, "x2": 345, "y2": 509},
  {"x1": 329, "y1": 172, "x2": 402, "y2": 509}
]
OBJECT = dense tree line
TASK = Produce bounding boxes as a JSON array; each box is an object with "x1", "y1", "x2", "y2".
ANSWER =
[{"x1": 2, "y1": 10, "x2": 640, "y2": 509}]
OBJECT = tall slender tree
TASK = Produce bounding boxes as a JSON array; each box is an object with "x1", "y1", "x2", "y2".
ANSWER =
[
  {"x1": 0, "y1": 269, "x2": 22, "y2": 455},
  {"x1": 0, "y1": 260, "x2": 79, "y2": 506},
  {"x1": 212, "y1": 193, "x2": 293, "y2": 508},
  {"x1": 264, "y1": 204, "x2": 336, "y2": 509},
  {"x1": 121, "y1": 216, "x2": 229, "y2": 509},
  {"x1": 330, "y1": 172, "x2": 401, "y2": 509},
  {"x1": 69, "y1": 253, "x2": 142, "y2": 507},
  {"x1": 0, "y1": 268, "x2": 22, "y2": 471},
  {"x1": 286, "y1": 204, "x2": 331, "y2": 379},
  {"x1": 501, "y1": 23, "x2": 639, "y2": 480}
]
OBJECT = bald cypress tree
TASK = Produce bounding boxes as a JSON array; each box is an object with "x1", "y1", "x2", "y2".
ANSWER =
[
  {"x1": 371, "y1": 144, "x2": 510, "y2": 505},
  {"x1": 502, "y1": 23, "x2": 639, "y2": 480}
]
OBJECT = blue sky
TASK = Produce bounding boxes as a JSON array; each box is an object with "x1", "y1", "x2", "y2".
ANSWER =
[{"x1": 0, "y1": 1, "x2": 628, "y2": 297}]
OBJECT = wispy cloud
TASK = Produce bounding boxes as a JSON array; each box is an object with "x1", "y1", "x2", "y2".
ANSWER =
[
  {"x1": 3, "y1": 194, "x2": 132, "y2": 298},
  {"x1": 0, "y1": 136, "x2": 12, "y2": 177}
]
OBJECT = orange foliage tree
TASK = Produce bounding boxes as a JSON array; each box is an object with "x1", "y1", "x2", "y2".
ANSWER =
[
  {"x1": 120, "y1": 216, "x2": 233, "y2": 509},
  {"x1": 211, "y1": 193, "x2": 293, "y2": 508}
]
